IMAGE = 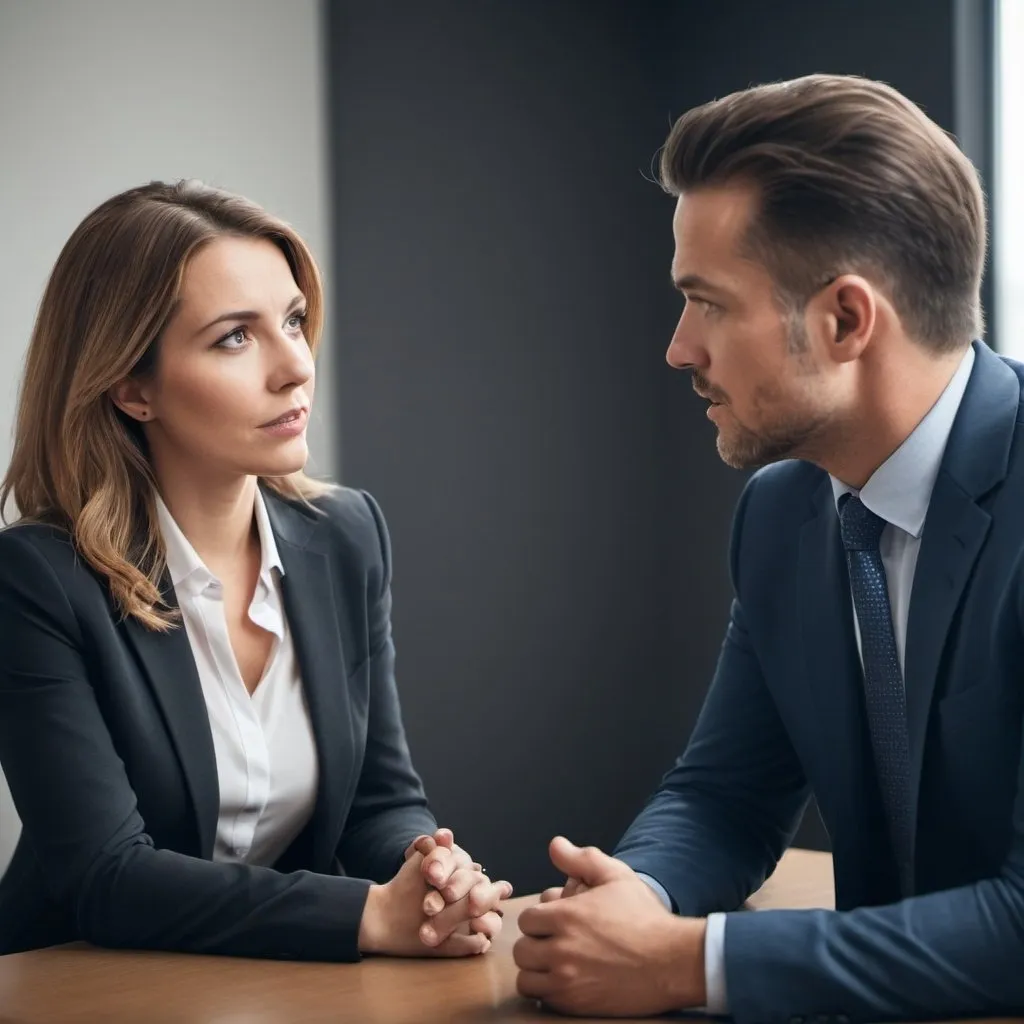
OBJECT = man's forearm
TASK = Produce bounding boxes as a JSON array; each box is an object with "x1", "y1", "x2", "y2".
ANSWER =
[
  {"x1": 723, "y1": 872, "x2": 1024, "y2": 1024},
  {"x1": 615, "y1": 784, "x2": 808, "y2": 917}
]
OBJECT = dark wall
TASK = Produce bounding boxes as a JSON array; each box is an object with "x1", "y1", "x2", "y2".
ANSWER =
[
  {"x1": 665, "y1": 0, "x2": 955, "y2": 120},
  {"x1": 325, "y1": 0, "x2": 972, "y2": 891},
  {"x1": 326, "y1": 1, "x2": 691, "y2": 895}
]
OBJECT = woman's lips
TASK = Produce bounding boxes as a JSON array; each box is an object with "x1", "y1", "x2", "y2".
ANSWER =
[{"x1": 259, "y1": 407, "x2": 308, "y2": 436}]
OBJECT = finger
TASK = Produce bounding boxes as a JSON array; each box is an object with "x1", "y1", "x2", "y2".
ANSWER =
[
  {"x1": 441, "y1": 869, "x2": 509, "y2": 912},
  {"x1": 540, "y1": 886, "x2": 564, "y2": 903},
  {"x1": 419, "y1": 905, "x2": 465, "y2": 948},
  {"x1": 405, "y1": 834, "x2": 436, "y2": 860},
  {"x1": 422, "y1": 889, "x2": 446, "y2": 916},
  {"x1": 421, "y1": 845, "x2": 457, "y2": 889},
  {"x1": 432, "y1": 929, "x2": 491, "y2": 958},
  {"x1": 432, "y1": 827, "x2": 455, "y2": 848},
  {"x1": 439, "y1": 842, "x2": 472, "y2": 876},
  {"x1": 518, "y1": 903, "x2": 561, "y2": 939},
  {"x1": 438, "y1": 865, "x2": 485, "y2": 906},
  {"x1": 468, "y1": 910, "x2": 503, "y2": 940},
  {"x1": 516, "y1": 969, "x2": 556, "y2": 1001},
  {"x1": 421, "y1": 878, "x2": 504, "y2": 946},
  {"x1": 448, "y1": 842, "x2": 473, "y2": 869},
  {"x1": 466, "y1": 878, "x2": 513, "y2": 917},
  {"x1": 512, "y1": 935, "x2": 553, "y2": 972},
  {"x1": 563, "y1": 877, "x2": 590, "y2": 898},
  {"x1": 548, "y1": 836, "x2": 626, "y2": 888},
  {"x1": 420, "y1": 890, "x2": 474, "y2": 947}
]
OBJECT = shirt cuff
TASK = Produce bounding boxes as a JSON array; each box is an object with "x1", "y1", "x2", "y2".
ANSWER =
[
  {"x1": 704, "y1": 912, "x2": 729, "y2": 1014},
  {"x1": 636, "y1": 872, "x2": 674, "y2": 912}
]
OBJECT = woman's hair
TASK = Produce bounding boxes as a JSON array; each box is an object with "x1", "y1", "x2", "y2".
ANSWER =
[
  {"x1": 1, "y1": 179, "x2": 333, "y2": 630},
  {"x1": 660, "y1": 74, "x2": 986, "y2": 352}
]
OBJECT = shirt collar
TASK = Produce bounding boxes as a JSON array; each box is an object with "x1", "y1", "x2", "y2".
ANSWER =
[
  {"x1": 154, "y1": 485, "x2": 285, "y2": 596},
  {"x1": 829, "y1": 344, "x2": 975, "y2": 539},
  {"x1": 252, "y1": 486, "x2": 285, "y2": 580}
]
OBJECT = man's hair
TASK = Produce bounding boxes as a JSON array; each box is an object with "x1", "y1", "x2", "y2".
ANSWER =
[{"x1": 660, "y1": 74, "x2": 986, "y2": 352}]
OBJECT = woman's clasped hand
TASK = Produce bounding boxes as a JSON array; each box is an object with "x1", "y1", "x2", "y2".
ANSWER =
[{"x1": 357, "y1": 828, "x2": 513, "y2": 957}]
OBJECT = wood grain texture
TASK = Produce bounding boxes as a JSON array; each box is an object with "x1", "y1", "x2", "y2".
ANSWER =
[{"x1": 0, "y1": 849, "x2": 1013, "y2": 1023}]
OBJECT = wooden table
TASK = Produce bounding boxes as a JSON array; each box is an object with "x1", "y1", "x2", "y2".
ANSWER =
[{"x1": 0, "y1": 849, "x2": 1007, "y2": 1023}]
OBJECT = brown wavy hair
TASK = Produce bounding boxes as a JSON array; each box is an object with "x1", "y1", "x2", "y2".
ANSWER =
[{"x1": 0, "y1": 179, "x2": 333, "y2": 630}]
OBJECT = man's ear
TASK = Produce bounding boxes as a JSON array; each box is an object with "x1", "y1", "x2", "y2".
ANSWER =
[
  {"x1": 108, "y1": 377, "x2": 153, "y2": 422},
  {"x1": 816, "y1": 274, "x2": 876, "y2": 363}
]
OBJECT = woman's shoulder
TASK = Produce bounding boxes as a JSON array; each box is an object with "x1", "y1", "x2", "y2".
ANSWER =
[
  {"x1": 0, "y1": 522, "x2": 103, "y2": 630},
  {"x1": 308, "y1": 484, "x2": 380, "y2": 526},
  {"x1": 268, "y1": 484, "x2": 392, "y2": 572},
  {"x1": 0, "y1": 520, "x2": 81, "y2": 578}
]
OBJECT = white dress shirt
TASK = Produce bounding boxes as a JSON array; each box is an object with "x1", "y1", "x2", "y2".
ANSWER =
[
  {"x1": 642, "y1": 344, "x2": 976, "y2": 1013},
  {"x1": 154, "y1": 488, "x2": 319, "y2": 867}
]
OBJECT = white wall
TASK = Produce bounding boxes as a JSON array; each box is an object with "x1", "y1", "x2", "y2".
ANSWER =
[
  {"x1": 0, "y1": 0, "x2": 333, "y2": 873},
  {"x1": 997, "y1": 0, "x2": 1024, "y2": 359}
]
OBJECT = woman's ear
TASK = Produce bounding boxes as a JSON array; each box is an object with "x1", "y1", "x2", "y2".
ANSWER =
[{"x1": 108, "y1": 378, "x2": 153, "y2": 422}]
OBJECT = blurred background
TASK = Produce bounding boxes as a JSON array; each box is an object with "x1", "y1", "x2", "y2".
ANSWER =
[{"x1": 0, "y1": 0, "x2": 1015, "y2": 896}]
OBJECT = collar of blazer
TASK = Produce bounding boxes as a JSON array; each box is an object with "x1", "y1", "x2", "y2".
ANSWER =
[{"x1": 123, "y1": 486, "x2": 356, "y2": 869}]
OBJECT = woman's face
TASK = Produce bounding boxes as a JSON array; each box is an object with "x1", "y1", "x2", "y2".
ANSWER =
[{"x1": 124, "y1": 235, "x2": 316, "y2": 485}]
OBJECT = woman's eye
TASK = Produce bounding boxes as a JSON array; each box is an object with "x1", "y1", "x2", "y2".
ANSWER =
[
  {"x1": 286, "y1": 311, "x2": 308, "y2": 332},
  {"x1": 216, "y1": 327, "x2": 249, "y2": 350}
]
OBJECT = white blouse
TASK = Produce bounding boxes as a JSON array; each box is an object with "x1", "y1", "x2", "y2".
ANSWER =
[{"x1": 154, "y1": 489, "x2": 319, "y2": 867}]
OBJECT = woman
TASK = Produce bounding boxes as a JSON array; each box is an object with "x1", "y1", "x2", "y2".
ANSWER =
[{"x1": 0, "y1": 180, "x2": 510, "y2": 961}]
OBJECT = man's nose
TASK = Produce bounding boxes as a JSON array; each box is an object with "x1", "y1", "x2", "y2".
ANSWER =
[{"x1": 666, "y1": 313, "x2": 704, "y2": 370}]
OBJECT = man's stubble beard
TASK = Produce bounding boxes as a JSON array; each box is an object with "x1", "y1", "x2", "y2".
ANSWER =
[
  {"x1": 715, "y1": 403, "x2": 829, "y2": 470},
  {"x1": 714, "y1": 327, "x2": 830, "y2": 470}
]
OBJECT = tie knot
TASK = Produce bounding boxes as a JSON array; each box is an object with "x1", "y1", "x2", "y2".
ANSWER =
[{"x1": 839, "y1": 494, "x2": 886, "y2": 551}]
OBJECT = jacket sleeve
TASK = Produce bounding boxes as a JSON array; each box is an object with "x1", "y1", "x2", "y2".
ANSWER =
[
  {"x1": 614, "y1": 473, "x2": 811, "y2": 915},
  {"x1": 0, "y1": 528, "x2": 371, "y2": 961},
  {"x1": 723, "y1": 857, "x2": 1024, "y2": 1023},
  {"x1": 333, "y1": 492, "x2": 437, "y2": 881}
]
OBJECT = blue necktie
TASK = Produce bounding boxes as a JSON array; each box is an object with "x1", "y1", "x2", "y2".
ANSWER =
[{"x1": 838, "y1": 494, "x2": 914, "y2": 894}]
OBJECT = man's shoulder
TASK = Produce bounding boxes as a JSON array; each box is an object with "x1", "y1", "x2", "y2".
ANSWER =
[
  {"x1": 742, "y1": 460, "x2": 829, "y2": 519},
  {"x1": 725, "y1": 461, "x2": 830, "y2": 587},
  {"x1": 995, "y1": 349, "x2": 1024, "y2": 385}
]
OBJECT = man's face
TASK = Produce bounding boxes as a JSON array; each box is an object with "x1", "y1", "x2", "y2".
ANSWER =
[{"x1": 666, "y1": 184, "x2": 835, "y2": 469}]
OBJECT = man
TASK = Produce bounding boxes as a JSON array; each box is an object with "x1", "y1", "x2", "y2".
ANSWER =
[{"x1": 514, "y1": 74, "x2": 1024, "y2": 1021}]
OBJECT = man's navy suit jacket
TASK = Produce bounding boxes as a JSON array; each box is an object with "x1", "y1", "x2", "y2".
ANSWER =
[{"x1": 617, "y1": 341, "x2": 1024, "y2": 1022}]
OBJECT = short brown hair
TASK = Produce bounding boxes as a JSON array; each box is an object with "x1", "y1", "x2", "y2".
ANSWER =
[
  {"x1": 660, "y1": 74, "x2": 986, "y2": 352},
  {"x1": 1, "y1": 180, "x2": 332, "y2": 630}
]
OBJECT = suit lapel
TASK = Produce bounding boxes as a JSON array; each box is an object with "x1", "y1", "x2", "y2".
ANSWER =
[
  {"x1": 122, "y1": 587, "x2": 220, "y2": 859},
  {"x1": 264, "y1": 490, "x2": 356, "y2": 872},
  {"x1": 904, "y1": 343, "x2": 1018, "y2": 841},
  {"x1": 903, "y1": 478, "x2": 990, "y2": 845}
]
